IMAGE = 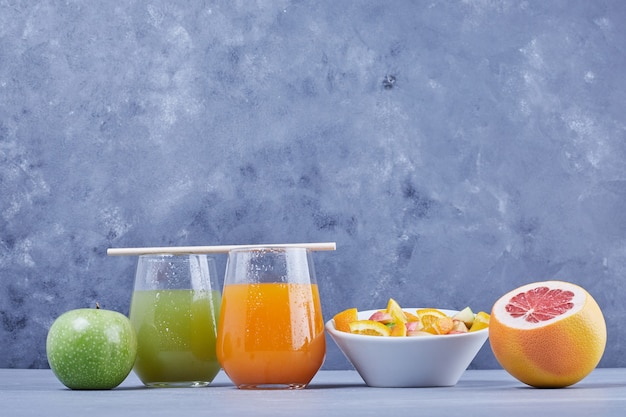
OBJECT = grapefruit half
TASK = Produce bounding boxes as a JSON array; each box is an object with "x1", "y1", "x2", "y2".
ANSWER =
[{"x1": 489, "y1": 280, "x2": 606, "y2": 388}]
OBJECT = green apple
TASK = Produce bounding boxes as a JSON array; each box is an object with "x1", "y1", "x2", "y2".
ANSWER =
[
  {"x1": 452, "y1": 306, "x2": 475, "y2": 328},
  {"x1": 46, "y1": 305, "x2": 137, "y2": 390}
]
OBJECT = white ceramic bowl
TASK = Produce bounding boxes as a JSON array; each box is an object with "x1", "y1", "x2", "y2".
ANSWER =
[{"x1": 325, "y1": 308, "x2": 489, "y2": 387}]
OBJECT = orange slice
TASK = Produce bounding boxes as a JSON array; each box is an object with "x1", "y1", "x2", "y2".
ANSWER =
[
  {"x1": 404, "y1": 311, "x2": 420, "y2": 322},
  {"x1": 386, "y1": 298, "x2": 407, "y2": 323},
  {"x1": 349, "y1": 320, "x2": 391, "y2": 336},
  {"x1": 433, "y1": 316, "x2": 454, "y2": 334},
  {"x1": 389, "y1": 322, "x2": 407, "y2": 337},
  {"x1": 416, "y1": 308, "x2": 448, "y2": 318},
  {"x1": 416, "y1": 308, "x2": 449, "y2": 334},
  {"x1": 333, "y1": 308, "x2": 358, "y2": 333},
  {"x1": 469, "y1": 311, "x2": 490, "y2": 332}
]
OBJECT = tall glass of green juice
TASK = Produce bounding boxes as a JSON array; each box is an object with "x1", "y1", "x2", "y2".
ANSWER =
[{"x1": 129, "y1": 254, "x2": 222, "y2": 387}]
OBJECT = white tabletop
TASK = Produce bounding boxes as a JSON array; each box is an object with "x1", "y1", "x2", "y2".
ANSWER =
[{"x1": 1, "y1": 368, "x2": 625, "y2": 416}]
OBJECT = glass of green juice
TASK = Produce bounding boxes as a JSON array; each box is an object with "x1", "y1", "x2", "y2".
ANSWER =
[{"x1": 129, "y1": 254, "x2": 221, "y2": 387}]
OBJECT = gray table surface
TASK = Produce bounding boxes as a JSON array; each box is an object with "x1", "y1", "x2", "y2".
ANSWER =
[{"x1": 1, "y1": 368, "x2": 625, "y2": 416}]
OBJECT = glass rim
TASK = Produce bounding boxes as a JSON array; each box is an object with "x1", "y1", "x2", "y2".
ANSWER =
[
  {"x1": 136, "y1": 253, "x2": 214, "y2": 258},
  {"x1": 227, "y1": 246, "x2": 310, "y2": 254}
]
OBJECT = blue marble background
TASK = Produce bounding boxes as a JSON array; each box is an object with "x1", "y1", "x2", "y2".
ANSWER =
[{"x1": 1, "y1": 0, "x2": 625, "y2": 370}]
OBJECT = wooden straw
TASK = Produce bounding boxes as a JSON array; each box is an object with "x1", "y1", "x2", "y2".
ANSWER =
[{"x1": 107, "y1": 242, "x2": 337, "y2": 256}]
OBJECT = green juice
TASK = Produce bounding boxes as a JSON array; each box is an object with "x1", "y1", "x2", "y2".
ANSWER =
[{"x1": 129, "y1": 289, "x2": 221, "y2": 386}]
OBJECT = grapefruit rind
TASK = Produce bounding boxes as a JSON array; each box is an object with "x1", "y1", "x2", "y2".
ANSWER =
[{"x1": 489, "y1": 280, "x2": 606, "y2": 388}]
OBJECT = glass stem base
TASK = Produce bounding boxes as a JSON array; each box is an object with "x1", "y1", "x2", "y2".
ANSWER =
[
  {"x1": 144, "y1": 381, "x2": 212, "y2": 388},
  {"x1": 236, "y1": 383, "x2": 307, "y2": 390}
]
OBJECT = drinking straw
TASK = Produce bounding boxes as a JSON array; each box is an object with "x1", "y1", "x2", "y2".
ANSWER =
[{"x1": 107, "y1": 242, "x2": 337, "y2": 256}]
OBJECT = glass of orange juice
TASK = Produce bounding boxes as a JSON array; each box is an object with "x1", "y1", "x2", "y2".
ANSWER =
[
  {"x1": 129, "y1": 254, "x2": 221, "y2": 387},
  {"x1": 216, "y1": 247, "x2": 326, "y2": 389}
]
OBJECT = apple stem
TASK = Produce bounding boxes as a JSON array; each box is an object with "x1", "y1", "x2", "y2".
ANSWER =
[{"x1": 96, "y1": 302, "x2": 100, "y2": 310}]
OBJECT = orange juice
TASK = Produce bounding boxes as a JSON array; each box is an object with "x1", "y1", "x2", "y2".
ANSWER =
[{"x1": 216, "y1": 282, "x2": 326, "y2": 388}]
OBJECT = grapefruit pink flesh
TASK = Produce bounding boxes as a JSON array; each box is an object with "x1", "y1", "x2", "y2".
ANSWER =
[{"x1": 505, "y1": 287, "x2": 575, "y2": 323}]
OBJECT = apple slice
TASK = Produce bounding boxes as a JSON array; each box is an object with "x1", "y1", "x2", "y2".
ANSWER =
[
  {"x1": 450, "y1": 320, "x2": 469, "y2": 334},
  {"x1": 368, "y1": 310, "x2": 394, "y2": 324},
  {"x1": 452, "y1": 306, "x2": 475, "y2": 328}
]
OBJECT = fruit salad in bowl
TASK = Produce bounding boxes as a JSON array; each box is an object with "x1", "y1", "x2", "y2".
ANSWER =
[{"x1": 325, "y1": 299, "x2": 490, "y2": 387}]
